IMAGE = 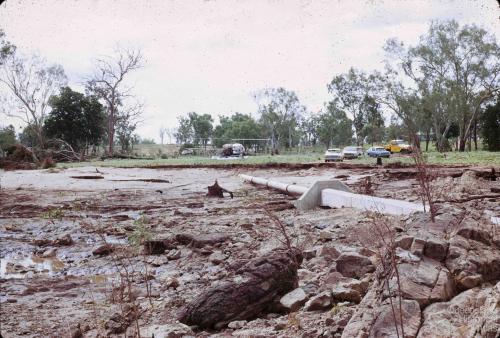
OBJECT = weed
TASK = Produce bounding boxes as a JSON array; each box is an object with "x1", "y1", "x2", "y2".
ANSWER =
[{"x1": 42, "y1": 207, "x2": 64, "y2": 219}]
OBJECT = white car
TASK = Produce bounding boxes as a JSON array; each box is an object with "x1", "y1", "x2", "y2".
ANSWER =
[
  {"x1": 342, "y1": 146, "x2": 359, "y2": 159},
  {"x1": 324, "y1": 148, "x2": 343, "y2": 162}
]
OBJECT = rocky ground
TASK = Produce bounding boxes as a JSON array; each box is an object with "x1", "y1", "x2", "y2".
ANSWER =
[{"x1": 0, "y1": 164, "x2": 499, "y2": 337}]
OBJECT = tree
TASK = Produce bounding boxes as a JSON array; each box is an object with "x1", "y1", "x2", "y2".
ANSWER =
[
  {"x1": 358, "y1": 95, "x2": 385, "y2": 145},
  {"x1": 0, "y1": 124, "x2": 16, "y2": 156},
  {"x1": 159, "y1": 126, "x2": 166, "y2": 145},
  {"x1": 328, "y1": 68, "x2": 374, "y2": 145},
  {"x1": 44, "y1": 87, "x2": 105, "y2": 153},
  {"x1": 212, "y1": 113, "x2": 263, "y2": 148},
  {"x1": 316, "y1": 101, "x2": 353, "y2": 147},
  {"x1": 255, "y1": 87, "x2": 305, "y2": 149},
  {"x1": 0, "y1": 30, "x2": 16, "y2": 65},
  {"x1": 114, "y1": 103, "x2": 143, "y2": 152},
  {"x1": 0, "y1": 52, "x2": 67, "y2": 149},
  {"x1": 175, "y1": 116, "x2": 193, "y2": 144},
  {"x1": 480, "y1": 98, "x2": 500, "y2": 151},
  {"x1": 188, "y1": 112, "x2": 213, "y2": 148},
  {"x1": 385, "y1": 21, "x2": 500, "y2": 151},
  {"x1": 86, "y1": 47, "x2": 143, "y2": 155},
  {"x1": 300, "y1": 114, "x2": 319, "y2": 146}
]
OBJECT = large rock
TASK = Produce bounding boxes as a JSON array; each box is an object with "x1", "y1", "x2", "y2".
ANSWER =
[
  {"x1": 388, "y1": 257, "x2": 455, "y2": 307},
  {"x1": 279, "y1": 288, "x2": 308, "y2": 312},
  {"x1": 336, "y1": 252, "x2": 374, "y2": 279},
  {"x1": 175, "y1": 233, "x2": 230, "y2": 248},
  {"x1": 304, "y1": 290, "x2": 332, "y2": 311},
  {"x1": 370, "y1": 299, "x2": 422, "y2": 338},
  {"x1": 178, "y1": 248, "x2": 302, "y2": 329},
  {"x1": 417, "y1": 282, "x2": 500, "y2": 338}
]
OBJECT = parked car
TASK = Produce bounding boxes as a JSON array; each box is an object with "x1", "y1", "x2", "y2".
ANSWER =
[
  {"x1": 367, "y1": 146, "x2": 391, "y2": 158},
  {"x1": 356, "y1": 146, "x2": 364, "y2": 156},
  {"x1": 342, "y1": 146, "x2": 359, "y2": 159},
  {"x1": 384, "y1": 139, "x2": 412, "y2": 153},
  {"x1": 324, "y1": 148, "x2": 343, "y2": 162}
]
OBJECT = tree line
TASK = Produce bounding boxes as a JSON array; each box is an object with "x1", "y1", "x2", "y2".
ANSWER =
[
  {"x1": 174, "y1": 20, "x2": 499, "y2": 152},
  {"x1": 0, "y1": 29, "x2": 144, "y2": 159}
]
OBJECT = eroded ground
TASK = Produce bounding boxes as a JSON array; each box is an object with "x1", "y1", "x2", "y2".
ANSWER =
[{"x1": 1, "y1": 164, "x2": 499, "y2": 337}]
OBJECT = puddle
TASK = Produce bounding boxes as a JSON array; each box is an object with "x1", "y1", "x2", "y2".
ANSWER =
[{"x1": 0, "y1": 255, "x2": 65, "y2": 279}]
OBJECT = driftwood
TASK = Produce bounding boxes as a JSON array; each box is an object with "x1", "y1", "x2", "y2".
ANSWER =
[
  {"x1": 207, "y1": 180, "x2": 233, "y2": 198},
  {"x1": 178, "y1": 248, "x2": 302, "y2": 329}
]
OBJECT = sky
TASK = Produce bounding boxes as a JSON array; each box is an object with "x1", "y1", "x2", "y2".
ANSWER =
[{"x1": 1, "y1": 0, "x2": 499, "y2": 142}]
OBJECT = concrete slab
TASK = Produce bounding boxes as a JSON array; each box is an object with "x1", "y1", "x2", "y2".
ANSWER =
[{"x1": 295, "y1": 180, "x2": 353, "y2": 211}]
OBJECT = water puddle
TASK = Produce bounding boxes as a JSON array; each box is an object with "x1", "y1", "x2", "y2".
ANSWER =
[{"x1": 0, "y1": 255, "x2": 65, "y2": 279}]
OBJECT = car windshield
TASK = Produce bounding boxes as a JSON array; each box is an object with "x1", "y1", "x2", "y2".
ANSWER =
[
  {"x1": 374, "y1": 147, "x2": 385, "y2": 151},
  {"x1": 344, "y1": 147, "x2": 356, "y2": 151}
]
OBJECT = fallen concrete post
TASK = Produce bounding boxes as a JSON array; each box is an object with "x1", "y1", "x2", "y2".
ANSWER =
[{"x1": 239, "y1": 174, "x2": 425, "y2": 215}]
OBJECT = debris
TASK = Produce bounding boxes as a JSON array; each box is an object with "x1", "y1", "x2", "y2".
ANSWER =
[
  {"x1": 92, "y1": 244, "x2": 115, "y2": 256},
  {"x1": 70, "y1": 175, "x2": 104, "y2": 179},
  {"x1": 178, "y1": 248, "x2": 303, "y2": 329},
  {"x1": 206, "y1": 180, "x2": 233, "y2": 198},
  {"x1": 175, "y1": 233, "x2": 230, "y2": 248},
  {"x1": 110, "y1": 178, "x2": 170, "y2": 183}
]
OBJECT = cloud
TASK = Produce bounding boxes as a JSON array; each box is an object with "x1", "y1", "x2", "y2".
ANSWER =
[{"x1": 1, "y1": 0, "x2": 498, "y2": 141}]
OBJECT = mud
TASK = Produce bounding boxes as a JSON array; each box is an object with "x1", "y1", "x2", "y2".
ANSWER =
[{"x1": 0, "y1": 165, "x2": 499, "y2": 337}]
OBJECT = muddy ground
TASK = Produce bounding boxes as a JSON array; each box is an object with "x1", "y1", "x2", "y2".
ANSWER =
[{"x1": 0, "y1": 164, "x2": 499, "y2": 337}]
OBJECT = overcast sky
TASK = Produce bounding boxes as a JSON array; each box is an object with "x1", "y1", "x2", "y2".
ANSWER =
[{"x1": 1, "y1": 0, "x2": 499, "y2": 141}]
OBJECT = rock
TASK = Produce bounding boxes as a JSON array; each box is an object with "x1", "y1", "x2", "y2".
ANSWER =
[
  {"x1": 178, "y1": 248, "x2": 302, "y2": 329},
  {"x1": 54, "y1": 234, "x2": 73, "y2": 246},
  {"x1": 304, "y1": 290, "x2": 332, "y2": 311},
  {"x1": 92, "y1": 244, "x2": 114, "y2": 256},
  {"x1": 417, "y1": 282, "x2": 500, "y2": 338},
  {"x1": 143, "y1": 240, "x2": 171, "y2": 255},
  {"x1": 456, "y1": 222, "x2": 492, "y2": 246},
  {"x1": 228, "y1": 320, "x2": 247, "y2": 329},
  {"x1": 165, "y1": 278, "x2": 180, "y2": 289},
  {"x1": 331, "y1": 286, "x2": 361, "y2": 304},
  {"x1": 209, "y1": 251, "x2": 226, "y2": 265},
  {"x1": 279, "y1": 288, "x2": 308, "y2": 312},
  {"x1": 336, "y1": 252, "x2": 374, "y2": 279},
  {"x1": 141, "y1": 323, "x2": 193, "y2": 338},
  {"x1": 388, "y1": 258, "x2": 455, "y2": 307},
  {"x1": 395, "y1": 235, "x2": 414, "y2": 250},
  {"x1": 175, "y1": 233, "x2": 230, "y2": 248},
  {"x1": 303, "y1": 248, "x2": 317, "y2": 260},
  {"x1": 423, "y1": 237, "x2": 448, "y2": 261},
  {"x1": 317, "y1": 245, "x2": 340, "y2": 261},
  {"x1": 370, "y1": 299, "x2": 422, "y2": 338},
  {"x1": 319, "y1": 231, "x2": 334, "y2": 241},
  {"x1": 167, "y1": 249, "x2": 181, "y2": 260},
  {"x1": 410, "y1": 237, "x2": 426, "y2": 256},
  {"x1": 41, "y1": 248, "x2": 57, "y2": 258}
]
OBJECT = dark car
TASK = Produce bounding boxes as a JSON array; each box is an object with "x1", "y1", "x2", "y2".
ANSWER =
[{"x1": 367, "y1": 146, "x2": 391, "y2": 158}]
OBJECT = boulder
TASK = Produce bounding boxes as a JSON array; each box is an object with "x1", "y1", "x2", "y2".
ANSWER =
[
  {"x1": 92, "y1": 244, "x2": 114, "y2": 256},
  {"x1": 143, "y1": 240, "x2": 172, "y2": 255},
  {"x1": 304, "y1": 290, "x2": 332, "y2": 311},
  {"x1": 410, "y1": 237, "x2": 426, "y2": 257},
  {"x1": 417, "y1": 282, "x2": 500, "y2": 338},
  {"x1": 370, "y1": 299, "x2": 422, "y2": 338},
  {"x1": 336, "y1": 252, "x2": 374, "y2": 279},
  {"x1": 395, "y1": 235, "x2": 414, "y2": 250},
  {"x1": 178, "y1": 248, "x2": 302, "y2": 329},
  {"x1": 317, "y1": 245, "x2": 341, "y2": 261},
  {"x1": 331, "y1": 286, "x2": 361, "y2": 304},
  {"x1": 279, "y1": 288, "x2": 308, "y2": 312},
  {"x1": 423, "y1": 237, "x2": 449, "y2": 261}
]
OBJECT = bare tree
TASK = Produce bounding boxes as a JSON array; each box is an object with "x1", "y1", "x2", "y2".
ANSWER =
[
  {"x1": 159, "y1": 126, "x2": 166, "y2": 145},
  {"x1": 86, "y1": 47, "x2": 143, "y2": 155},
  {"x1": 0, "y1": 52, "x2": 67, "y2": 149}
]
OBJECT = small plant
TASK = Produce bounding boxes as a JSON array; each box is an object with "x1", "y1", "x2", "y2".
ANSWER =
[
  {"x1": 42, "y1": 207, "x2": 64, "y2": 219},
  {"x1": 128, "y1": 216, "x2": 153, "y2": 248}
]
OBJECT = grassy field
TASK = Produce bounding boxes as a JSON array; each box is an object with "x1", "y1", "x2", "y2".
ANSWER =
[{"x1": 58, "y1": 150, "x2": 499, "y2": 168}]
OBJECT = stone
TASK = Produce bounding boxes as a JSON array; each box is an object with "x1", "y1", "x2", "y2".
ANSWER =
[
  {"x1": 304, "y1": 290, "x2": 332, "y2": 311},
  {"x1": 395, "y1": 235, "x2": 414, "y2": 250},
  {"x1": 423, "y1": 237, "x2": 448, "y2": 261},
  {"x1": 303, "y1": 248, "x2": 317, "y2": 260},
  {"x1": 279, "y1": 288, "x2": 308, "y2": 312},
  {"x1": 228, "y1": 320, "x2": 247, "y2": 329},
  {"x1": 41, "y1": 248, "x2": 57, "y2": 258},
  {"x1": 319, "y1": 231, "x2": 334, "y2": 241},
  {"x1": 175, "y1": 233, "x2": 230, "y2": 248},
  {"x1": 209, "y1": 251, "x2": 226, "y2": 265},
  {"x1": 370, "y1": 299, "x2": 422, "y2": 338},
  {"x1": 178, "y1": 248, "x2": 302, "y2": 329},
  {"x1": 317, "y1": 245, "x2": 340, "y2": 261},
  {"x1": 141, "y1": 323, "x2": 193, "y2": 338},
  {"x1": 54, "y1": 234, "x2": 73, "y2": 246},
  {"x1": 410, "y1": 237, "x2": 426, "y2": 256},
  {"x1": 92, "y1": 244, "x2": 114, "y2": 256},
  {"x1": 167, "y1": 250, "x2": 181, "y2": 260},
  {"x1": 331, "y1": 286, "x2": 361, "y2": 304},
  {"x1": 336, "y1": 252, "x2": 374, "y2": 279},
  {"x1": 143, "y1": 240, "x2": 171, "y2": 255},
  {"x1": 417, "y1": 282, "x2": 500, "y2": 338}
]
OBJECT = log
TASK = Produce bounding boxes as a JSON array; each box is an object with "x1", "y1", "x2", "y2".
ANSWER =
[{"x1": 178, "y1": 248, "x2": 303, "y2": 329}]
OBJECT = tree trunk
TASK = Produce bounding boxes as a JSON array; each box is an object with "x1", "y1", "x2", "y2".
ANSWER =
[
  {"x1": 425, "y1": 129, "x2": 430, "y2": 152},
  {"x1": 473, "y1": 119, "x2": 478, "y2": 151}
]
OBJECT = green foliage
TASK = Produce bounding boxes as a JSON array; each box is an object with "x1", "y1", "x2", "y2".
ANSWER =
[
  {"x1": 19, "y1": 125, "x2": 38, "y2": 148},
  {"x1": 188, "y1": 112, "x2": 213, "y2": 147},
  {"x1": 0, "y1": 29, "x2": 16, "y2": 65},
  {"x1": 42, "y1": 207, "x2": 64, "y2": 219},
  {"x1": 44, "y1": 87, "x2": 106, "y2": 152},
  {"x1": 0, "y1": 125, "x2": 17, "y2": 153},
  {"x1": 175, "y1": 116, "x2": 194, "y2": 144},
  {"x1": 316, "y1": 101, "x2": 353, "y2": 147},
  {"x1": 128, "y1": 216, "x2": 153, "y2": 247},
  {"x1": 480, "y1": 98, "x2": 500, "y2": 151},
  {"x1": 213, "y1": 113, "x2": 263, "y2": 148},
  {"x1": 140, "y1": 138, "x2": 156, "y2": 145}
]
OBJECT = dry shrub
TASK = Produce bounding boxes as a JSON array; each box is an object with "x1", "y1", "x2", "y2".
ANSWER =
[
  {"x1": 41, "y1": 157, "x2": 56, "y2": 169},
  {"x1": 8, "y1": 144, "x2": 35, "y2": 162}
]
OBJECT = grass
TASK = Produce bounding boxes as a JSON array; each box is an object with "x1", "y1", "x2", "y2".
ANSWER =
[{"x1": 57, "y1": 149, "x2": 499, "y2": 168}]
